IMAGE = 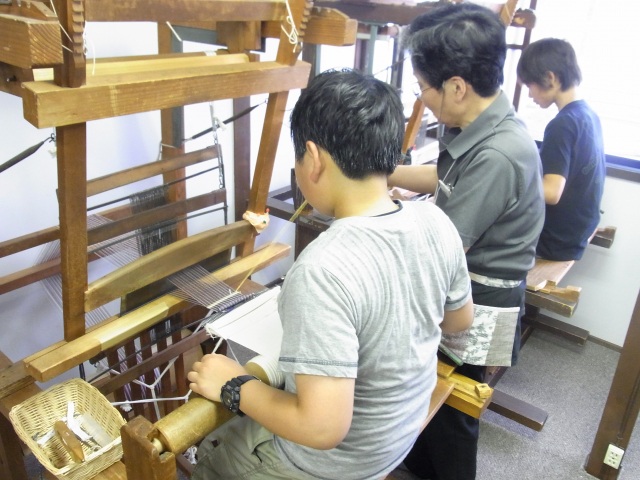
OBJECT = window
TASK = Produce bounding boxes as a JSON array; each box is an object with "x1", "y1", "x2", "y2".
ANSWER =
[{"x1": 511, "y1": 0, "x2": 640, "y2": 162}]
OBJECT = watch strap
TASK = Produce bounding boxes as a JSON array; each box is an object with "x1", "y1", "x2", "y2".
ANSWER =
[{"x1": 221, "y1": 375, "x2": 258, "y2": 416}]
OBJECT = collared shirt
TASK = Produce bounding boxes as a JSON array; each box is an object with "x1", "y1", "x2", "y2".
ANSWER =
[{"x1": 435, "y1": 91, "x2": 545, "y2": 281}]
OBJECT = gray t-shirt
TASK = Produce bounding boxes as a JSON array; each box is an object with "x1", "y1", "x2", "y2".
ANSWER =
[{"x1": 274, "y1": 201, "x2": 471, "y2": 480}]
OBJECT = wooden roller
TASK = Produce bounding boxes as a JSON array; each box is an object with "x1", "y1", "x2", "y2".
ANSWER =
[{"x1": 151, "y1": 359, "x2": 271, "y2": 455}]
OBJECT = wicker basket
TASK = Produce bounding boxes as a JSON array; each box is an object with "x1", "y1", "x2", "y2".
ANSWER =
[{"x1": 9, "y1": 378, "x2": 126, "y2": 480}]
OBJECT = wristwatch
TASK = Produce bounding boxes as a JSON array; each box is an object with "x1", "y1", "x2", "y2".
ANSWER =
[{"x1": 220, "y1": 375, "x2": 258, "y2": 416}]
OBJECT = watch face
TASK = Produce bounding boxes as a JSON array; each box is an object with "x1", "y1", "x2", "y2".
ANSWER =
[
  {"x1": 221, "y1": 388, "x2": 233, "y2": 409},
  {"x1": 221, "y1": 376, "x2": 256, "y2": 415}
]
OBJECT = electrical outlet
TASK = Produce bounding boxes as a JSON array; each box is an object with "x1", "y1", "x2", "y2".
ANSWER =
[{"x1": 604, "y1": 444, "x2": 624, "y2": 469}]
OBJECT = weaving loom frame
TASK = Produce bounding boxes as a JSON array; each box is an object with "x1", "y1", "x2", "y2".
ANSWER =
[{"x1": 0, "y1": 0, "x2": 360, "y2": 477}]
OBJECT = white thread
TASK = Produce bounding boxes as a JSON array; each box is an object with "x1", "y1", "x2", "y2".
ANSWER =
[
  {"x1": 184, "y1": 446, "x2": 198, "y2": 464},
  {"x1": 49, "y1": 0, "x2": 75, "y2": 54},
  {"x1": 166, "y1": 22, "x2": 183, "y2": 43},
  {"x1": 281, "y1": 0, "x2": 301, "y2": 52},
  {"x1": 110, "y1": 391, "x2": 191, "y2": 407}
]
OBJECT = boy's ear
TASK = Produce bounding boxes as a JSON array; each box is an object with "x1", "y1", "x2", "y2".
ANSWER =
[
  {"x1": 544, "y1": 71, "x2": 557, "y2": 89},
  {"x1": 305, "y1": 140, "x2": 325, "y2": 183}
]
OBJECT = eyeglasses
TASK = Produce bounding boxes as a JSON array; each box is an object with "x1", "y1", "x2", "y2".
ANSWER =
[{"x1": 412, "y1": 83, "x2": 435, "y2": 98}]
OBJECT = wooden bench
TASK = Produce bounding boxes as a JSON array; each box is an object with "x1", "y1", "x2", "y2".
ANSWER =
[
  {"x1": 523, "y1": 225, "x2": 617, "y2": 346},
  {"x1": 485, "y1": 226, "x2": 617, "y2": 430}
]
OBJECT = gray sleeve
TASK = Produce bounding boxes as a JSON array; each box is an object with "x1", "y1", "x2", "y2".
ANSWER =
[{"x1": 277, "y1": 263, "x2": 359, "y2": 378}]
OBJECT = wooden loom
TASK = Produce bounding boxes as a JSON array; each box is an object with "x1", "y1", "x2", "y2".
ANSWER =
[
  {"x1": 0, "y1": 0, "x2": 358, "y2": 477},
  {"x1": 0, "y1": 2, "x2": 494, "y2": 479}
]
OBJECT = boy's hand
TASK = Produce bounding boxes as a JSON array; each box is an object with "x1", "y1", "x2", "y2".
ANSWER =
[{"x1": 187, "y1": 354, "x2": 248, "y2": 402}]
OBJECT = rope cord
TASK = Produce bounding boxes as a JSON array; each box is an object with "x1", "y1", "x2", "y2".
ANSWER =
[{"x1": 0, "y1": 134, "x2": 55, "y2": 174}]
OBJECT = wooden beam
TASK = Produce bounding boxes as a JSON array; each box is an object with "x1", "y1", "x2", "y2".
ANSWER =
[
  {"x1": 522, "y1": 311, "x2": 589, "y2": 345},
  {"x1": 24, "y1": 242, "x2": 291, "y2": 381},
  {"x1": 53, "y1": 0, "x2": 85, "y2": 88},
  {"x1": 425, "y1": 378, "x2": 455, "y2": 427},
  {"x1": 0, "y1": 63, "x2": 35, "y2": 97},
  {"x1": 487, "y1": 389, "x2": 548, "y2": 431},
  {"x1": 87, "y1": 189, "x2": 228, "y2": 247},
  {"x1": 83, "y1": 461, "x2": 127, "y2": 480},
  {"x1": 0, "y1": 2, "x2": 61, "y2": 69},
  {"x1": 0, "y1": 205, "x2": 138, "y2": 295},
  {"x1": 590, "y1": 226, "x2": 617, "y2": 249},
  {"x1": 233, "y1": 96, "x2": 252, "y2": 223},
  {"x1": 0, "y1": 410, "x2": 29, "y2": 480},
  {"x1": 443, "y1": 371, "x2": 493, "y2": 419},
  {"x1": 121, "y1": 416, "x2": 177, "y2": 480},
  {"x1": 525, "y1": 288, "x2": 579, "y2": 318},
  {"x1": 402, "y1": 98, "x2": 426, "y2": 153},
  {"x1": 525, "y1": 257, "x2": 580, "y2": 317},
  {"x1": 85, "y1": 221, "x2": 254, "y2": 311},
  {"x1": 241, "y1": 0, "x2": 313, "y2": 256},
  {"x1": 498, "y1": 0, "x2": 519, "y2": 26},
  {"x1": 263, "y1": 7, "x2": 357, "y2": 46},
  {"x1": 87, "y1": 145, "x2": 219, "y2": 197},
  {"x1": 85, "y1": 0, "x2": 285, "y2": 22},
  {"x1": 56, "y1": 123, "x2": 88, "y2": 341},
  {"x1": 90, "y1": 52, "x2": 249, "y2": 76},
  {"x1": 0, "y1": 12, "x2": 61, "y2": 69},
  {"x1": 22, "y1": 60, "x2": 312, "y2": 128},
  {"x1": 0, "y1": 361, "x2": 35, "y2": 403},
  {"x1": 0, "y1": 225, "x2": 59, "y2": 259},
  {"x1": 526, "y1": 258, "x2": 575, "y2": 292},
  {"x1": 313, "y1": 0, "x2": 519, "y2": 28},
  {"x1": 0, "y1": 352, "x2": 40, "y2": 480},
  {"x1": 312, "y1": 0, "x2": 437, "y2": 26}
]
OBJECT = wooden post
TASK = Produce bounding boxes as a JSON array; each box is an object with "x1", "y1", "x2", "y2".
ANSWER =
[
  {"x1": 240, "y1": 0, "x2": 314, "y2": 256},
  {"x1": 56, "y1": 123, "x2": 88, "y2": 340},
  {"x1": 584, "y1": 290, "x2": 640, "y2": 479},
  {"x1": 51, "y1": 0, "x2": 89, "y2": 340},
  {"x1": 121, "y1": 416, "x2": 177, "y2": 480}
]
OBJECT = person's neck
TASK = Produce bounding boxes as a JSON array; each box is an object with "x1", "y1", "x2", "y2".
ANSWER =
[
  {"x1": 555, "y1": 87, "x2": 579, "y2": 111},
  {"x1": 459, "y1": 91, "x2": 500, "y2": 129},
  {"x1": 333, "y1": 177, "x2": 399, "y2": 219}
]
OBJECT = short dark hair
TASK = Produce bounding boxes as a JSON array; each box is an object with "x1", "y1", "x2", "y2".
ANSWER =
[
  {"x1": 401, "y1": 2, "x2": 506, "y2": 97},
  {"x1": 290, "y1": 69, "x2": 404, "y2": 179},
  {"x1": 517, "y1": 38, "x2": 582, "y2": 90}
]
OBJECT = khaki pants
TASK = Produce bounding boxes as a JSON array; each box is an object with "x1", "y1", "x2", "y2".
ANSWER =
[{"x1": 191, "y1": 416, "x2": 317, "y2": 480}]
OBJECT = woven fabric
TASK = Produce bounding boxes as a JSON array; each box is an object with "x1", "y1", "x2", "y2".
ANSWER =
[{"x1": 441, "y1": 304, "x2": 519, "y2": 366}]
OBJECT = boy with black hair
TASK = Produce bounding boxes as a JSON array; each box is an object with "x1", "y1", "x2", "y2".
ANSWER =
[
  {"x1": 388, "y1": 3, "x2": 544, "y2": 479},
  {"x1": 187, "y1": 69, "x2": 473, "y2": 479},
  {"x1": 518, "y1": 38, "x2": 606, "y2": 261}
]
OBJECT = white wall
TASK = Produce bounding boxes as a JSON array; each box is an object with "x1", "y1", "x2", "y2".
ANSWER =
[{"x1": 546, "y1": 175, "x2": 640, "y2": 346}]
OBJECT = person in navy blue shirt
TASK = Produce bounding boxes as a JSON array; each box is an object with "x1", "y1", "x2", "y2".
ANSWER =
[{"x1": 518, "y1": 38, "x2": 606, "y2": 261}]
